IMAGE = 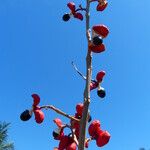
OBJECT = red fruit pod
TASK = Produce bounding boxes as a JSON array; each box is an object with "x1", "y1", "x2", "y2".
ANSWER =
[
  {"x1": 92, "y1": 25, "x2": 109, "y2": 38},
  {"x1": 58, "y1": 136, "x2": 69, "y2": 150},
  {"x1": 53, "y1": 118, "x2": 63, "y2": 128},
  {"x1": 32, "y1": 94, "x2": 40, "y2": 106},
  {"x1": 97, "y1": 1, "x2": 108, "y2": 11},
  {"x1": 89, "y1": 43, "x2": 105, "y2": 53},
  {"x1": 96, "y1": 130, "x2": 111, "y2": 147},
  {"x1": 67, "y1": 2, "x2": 76, "y2": 12},
  {"x1": 66, "y1": 142, "x2": 77, "y2": 150},
  {"x1": 96, "y1": 71, "x2": 106, "y2": 83},
  {"x1": 76, "y1": 103, "x2": 83, "y2": 116},
  {"x1": 90, "y1": 82, "x2": 98, "y2": 91},
  {"x1": 88, "y1": 120, "x2": 101, "y2": 138},
  {"x1": 74, "y1": 13, "x2": 83, "y2": 21},
  {"x1": 34, "y1": 109, "x2": 44, "y2": 124}
]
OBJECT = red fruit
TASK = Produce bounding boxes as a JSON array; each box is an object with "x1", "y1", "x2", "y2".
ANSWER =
[
  {"x1": 34, "y1": 110, "x2": 44, "y2": 124},
  {"x1": 32, "y1": 94, "x2": 40, "y2": 106},
  {"x1": 90, "y1": 82, "x2": 98, "y2": 91},
  {"x1": 92, "y1": 25, "x2": 109, "y2": 38},
  {"x1": 89, "y1": 43, "x2": 105, "y2": 53},
  {"x1": 67, "y1": 2, "x2": 76, "y2": 12},
  {"x1": 66, "y1": 142, "x2": 77, "y2": 150},
  {"x1": 76, "y1": 103, "x2": 83, "y2": 116},
  {"x1": 88, "y1": 120, "x2": 101, "y2": 138},
  {"x1": 53, "y1": 118, "x2": 63, "y2": 128},
  {"x1": 96, "y1": 130, "x2": 111, "y2": 147},
  {"x1": 58, "y1": 136, "x2": 69, "y2": 150},
  {"x1": 97, "y1": 1, "x2": 108, "y2": 11},
  {"x1": 96, "y1": 71, "x2": 106, "y2": 82},
  {"x1": 74, "y1": 13, "x2": 83, "y2": 21}
]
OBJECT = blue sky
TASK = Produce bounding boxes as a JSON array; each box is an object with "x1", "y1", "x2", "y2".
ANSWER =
[{"x1": 0, "y1": 0, "x2": 150, "y2": 149}]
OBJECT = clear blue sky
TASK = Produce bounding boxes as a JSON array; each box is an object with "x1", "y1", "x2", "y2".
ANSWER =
[{"x1": 0, "y1": 0, "x2": 150, "y2": 149}]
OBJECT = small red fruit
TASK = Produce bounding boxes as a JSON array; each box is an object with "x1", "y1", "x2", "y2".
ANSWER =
[
  {"x1": 92, "y1": 25, "x2": 109, "y2": 38},
  {"x1": 74, "y1": 13, "x2": 83, "y2": 20},
  {"x1": 97, "y1": 1, "x2": 108, "y2": 11},
  {"x1": 76, "y1": 103, "x2": 83, "y2": 116},
  {"x1": 88, "y1": 120, "x2": 101, "y2": 138},
  {"x1": 53, "y1": 118, "x2": 63, "y2": 128},
  {"x1": 96, "y1": 130, "x2": 111, "y2": 147},
  {"x1": 34, "y1": 109, "x2": 44, "y2": 124},
  {"x1": 96, "y1": 71, "x2": 106, "y2": 82},
  {"x1": 89, "y1": 43, "x2": 105, "y2": 53},
  {"x1": 67, "y1": 2, "x2": 76, "y2": 12},
  {"x1": 66, "y1": 142, "x2": 77, "y2": 150},
  {"x1": 90, "y1": 82, "x2": 98, "y2": 90},
  {"x1": 32, "y1": 94, "x2": 40, "y2": 106}
]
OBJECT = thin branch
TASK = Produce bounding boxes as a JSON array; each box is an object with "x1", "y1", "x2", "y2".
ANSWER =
[
  {"x1": 65, "y1": 124, "x2": 79, "y2": 146},
  {"x1": 40, "y1": 105, "x2": 80, "y2": 122},
  {"x1": 72, "y1": 61, "x2": 96, "y2": 82},
  {"x1": 78, "y1": 0, "x2": 92, "y2": 149},
  {"x1": 72, "y1": 61, "x2": 86, "y2": 80},
  {"x1": 75, "y1": 5, "x2": 86, "y2": 12}
]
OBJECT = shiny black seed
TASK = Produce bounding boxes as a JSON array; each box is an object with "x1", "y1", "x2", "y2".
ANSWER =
[
  {"x1": 97, "y1": 88, "x2": 106, "y2": 98},
  {"x1": 62, "y1": 14, "x2": 70, "y2": 21},
  {"x1": 93, "y1": 36, "x2": 103, "y2": 46},
  {"x1": 88, "y1": 115, "x2": 92, "y2": 122},
  {"x1": 52, "y1": 131, "x2": 59, "y2": 138},
  {"x1": 20, "y1": 109, "x2": 32, "y2": 121}
]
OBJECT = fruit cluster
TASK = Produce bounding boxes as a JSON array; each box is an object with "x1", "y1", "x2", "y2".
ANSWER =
[
  {"x1": 90, "y1": 70, "x2": 106, "y2": 98},
  {"x1": 89, "y1": 24, "x2": 109, "y2": 53},
  {"x1": 62, "y1": 0, "x2": 108, "y2": 22},
  {"x1": 52, "y1": 104, "x2": 110, "y2": 149},
  {"x1": 20, "y1": 94, "x2": 44, "y2": 124},
  {"x1": 20, "y1": 0, "x2": 111, "y2": 149},
  {"x1": 62, "y1": 2, "x2": 85, "y2": 21},
  {"x1": 88, "y1": 120, "x2": 110, "y2": 147}
]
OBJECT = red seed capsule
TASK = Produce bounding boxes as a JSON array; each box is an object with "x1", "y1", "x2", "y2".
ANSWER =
[
  {"x1": 96, "y1": 130, "x2": 111, "y2": 147},
  {"x1": 89, "y1": 43, "x2": 105, "y2": 53},
  {"x1": 53, "y1": 118, "x2": 63, "y2": 128},
  {"x1": 90, "y1": 82, "x2": 98, "y2": 90},
  {"x1": 58, "y1": 136, "x2": 70, "y2": 150},
  {"x1": 97, "y1": 1, "x2": 108, "y2": 11},
  {"x1": 76, "y1": 103, "x2": 83, "y2": 116},
  {"x1": 96, "y1": 71, "x2": 106, "y2": 83},
  {"x1": 92, "y1": 25, "x2": 109, "y2": 38},
  {"x1": 66, "y1": 142, "x2": 77, "y2": 150},
  {"x1": 32, "y1": 94, "x2": 40, "y2": 106},
  {"x1": 88, "y1": 120, "x2": 101, "y2": 138},
  {"x1": 67, "y1": 2, "x2": 76, "y2": 12},
  {"x1": 74, "y1": 13, "x2": 83, "y2": 21},
  {"x1": 34, "y1": 110, "x2": 44, "y2": 124}
]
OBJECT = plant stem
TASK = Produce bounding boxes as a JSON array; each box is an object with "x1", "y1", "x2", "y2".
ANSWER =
[
  {"x1": 40, "y1": 105, "x2": 80, "y2": 122},
  {"x1": 78, "y1": 0, "x2": 92, "y2": 149}
]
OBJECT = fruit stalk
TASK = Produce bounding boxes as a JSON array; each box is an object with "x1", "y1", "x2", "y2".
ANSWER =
[
  {"x1": 78, "y1": 0, "x2": 92, "y2": 149},
  {"x1": 40, "y1": 105, "x2": 80, "y2": 122}
]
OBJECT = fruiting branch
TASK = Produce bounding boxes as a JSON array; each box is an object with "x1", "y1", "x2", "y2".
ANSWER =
[
  {"x1": 20, "y1": 0, "x2": 111, "y2": 149},
  {"x1": 78, "y1": 0, "x2": 92, "y2": 149},
  {"x1": 40, "y1": 105, "x2": 80, "y2": 122}
]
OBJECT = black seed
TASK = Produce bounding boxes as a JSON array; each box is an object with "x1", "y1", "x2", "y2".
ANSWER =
[
  {"x1": 52, "y1": 131, "x2": 59, "y2": 138},
  {"x1": 88, "y1": 115, "x2": 92, "y2": 122},
  {"x1": 77, "y1": 116, "x2": 81, "y2": 119},
  {"x1": 62, "y1": 14, "x2": 70, "y2": 21},
  {"x1": 93, "y1": 36, "x2": 103, "y2": 46},
  {"x1": 20, "y1": 110, "x2": 32, "y2": 121},
  {"x1": 97, "y1": 88, "x2": 106, "y2": 98}
]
